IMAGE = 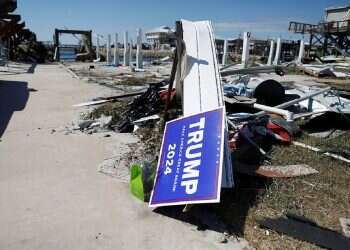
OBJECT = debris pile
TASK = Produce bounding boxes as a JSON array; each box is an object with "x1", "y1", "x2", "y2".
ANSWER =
[
  {"x1": 114, "y1": 80, "x2": 167, "y2": 133},
  {"x1": 72, "y1": 19, "x2": 350, "y2": 248}
]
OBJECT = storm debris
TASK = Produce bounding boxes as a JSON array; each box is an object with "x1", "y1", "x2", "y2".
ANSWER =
[{"x1": 68, "y1": 16, "x2": 350, "y2": 249}]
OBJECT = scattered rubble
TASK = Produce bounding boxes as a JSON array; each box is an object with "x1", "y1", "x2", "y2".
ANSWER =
[
  {"x1": 67, "y1": 17, "x2": 350, "y2": 250},
  {"x1": 339, "y1": 218, "x2": 350, "y2": 238}
]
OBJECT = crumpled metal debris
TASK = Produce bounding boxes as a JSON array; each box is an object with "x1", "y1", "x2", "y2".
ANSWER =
[
  {"x1": 232, "y1": 116, "x2": 294, "y2": 165},
  {"x1": 115, "y1": 81, "x2": 167, "y2": 133}
]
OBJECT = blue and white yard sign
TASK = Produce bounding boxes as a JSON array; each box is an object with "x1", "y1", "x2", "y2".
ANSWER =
[{"x1": 149, "y1": 107, "x2": 225, "y2": 207}]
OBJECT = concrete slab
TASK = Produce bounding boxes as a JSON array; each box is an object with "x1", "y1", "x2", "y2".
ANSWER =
[{"x1": 0, "y1": 63, "x2": 247, "y2": 250}]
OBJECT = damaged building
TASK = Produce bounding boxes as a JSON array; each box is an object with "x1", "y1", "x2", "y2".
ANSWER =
[
  {"x1": 1, "y1": 1, "x2": 350, "y2": 250},
  {"x1": 289, "y1": 5, "x2": 350, "y2": 57},
  {"x1": 145, "y1": 26, "x2": 175, "y2": 49}
]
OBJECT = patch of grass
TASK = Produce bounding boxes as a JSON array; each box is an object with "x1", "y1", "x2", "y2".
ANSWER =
[
  {"x1": 216, "y1": 132, "x2": 350, "y2": 249},
  {"x1": 317, "y1": 78, "x2": 350, "y2": 92},
  {"x1": 114, "y1": 75, "x2": 159, "y2": 86},
  {"x1": 285, "y1": 65, "x2": 309, "y2": 76},
  {"x1": 88, "y1": 101, "x2": 127, "y2": 123}
]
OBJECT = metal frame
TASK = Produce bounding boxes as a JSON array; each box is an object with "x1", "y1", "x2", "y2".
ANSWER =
[
  {"x1": 289, "y1": 21, "x2": 350, "y2": 56},
  {"x1": 54, "y1": 29, "x2": 92, "y2": 61}
]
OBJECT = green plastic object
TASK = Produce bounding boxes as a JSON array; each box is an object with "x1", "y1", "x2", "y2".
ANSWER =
[
  {"x1": 130, "y1": 164, "x2": 145, "y2": 201},
  {"x1": 130, "y1": 162, "x2": 155, "y2": 202}
]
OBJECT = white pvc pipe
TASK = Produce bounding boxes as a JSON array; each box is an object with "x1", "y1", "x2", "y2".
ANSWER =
[
  {"x1": 123, "y1": 31, "x2": 129, "y2": 66},
  {"x1": 297, "y1": 39, "x2": 305, "y2": 64},
  {"x1": 106, "y1": 34, "x2": 111, "y2": 65},
  {"x1": 267, "y1": 40, "x2": 274, "y2": 66},
  {"x1": 222, "y1": 39, "x2": 228, "y2": 65},
  {"x1": 255, "y1": 87, "x2": 331, "y2": 116},
  {"x1": 273, "y1": 38, "x2": 281, "y2": 65},
  {"x1": 242, "y1": 32, "x2": 250, "y2": 68},
  {"x1": 277, "y1": 87, "x2": 330, "y2": 109},
  {"x1": 253, "y1": 103, "x2": 294, "y2": 121},
  {"x1": 136, "y1": 28, "x2": 143, "y2": 69},
  {"x1": 114, "y1": 33, "x2": 119, "y2": 66}
]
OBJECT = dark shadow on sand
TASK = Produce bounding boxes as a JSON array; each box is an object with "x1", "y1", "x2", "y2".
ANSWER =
[
  {"x1": 0, "y1": 80, "x2": 30, "y2": 137},
  {"x1": 152, "y1": 172, "x2": 271, "y2": 237}
]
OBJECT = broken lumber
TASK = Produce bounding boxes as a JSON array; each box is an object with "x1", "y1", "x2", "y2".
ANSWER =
[
  {"x1": 235, "y1": 162, "x2": 318, "y2": 178},
  {"x1": 259, "y1": 216, "x2": 350, "y2": 249},
  {"x1": 73, "y1": 91, "x2": 145, "y2": 107}
]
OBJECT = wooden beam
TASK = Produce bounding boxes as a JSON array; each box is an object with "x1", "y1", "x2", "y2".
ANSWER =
[
  {"x1": 0, "y1": 20, "x2": 25, "y2": 38},
  {"x1": 0, "y1": 14, "x2": 20, "y2": 22},
  {"x1": 54, "y1": 29, "x2": 92, "y2": 36},
  {"x1": 0, "y1": 0, "x2": 17, "y2": 14}
]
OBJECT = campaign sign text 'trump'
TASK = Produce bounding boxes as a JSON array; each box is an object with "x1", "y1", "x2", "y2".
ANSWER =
[{"x1": 149, "y1": 107, "x2": 225, "y2": 207}]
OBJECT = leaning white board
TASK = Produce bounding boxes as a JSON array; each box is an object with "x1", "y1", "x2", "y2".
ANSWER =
[
  {"x1": 179, "y1": 20, "x2": 234, "y2": 188},
  {"x1": 72, "y1": 99, "x2": 109, "y2": 107}
]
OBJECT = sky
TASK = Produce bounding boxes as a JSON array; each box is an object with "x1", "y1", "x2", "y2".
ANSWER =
[{"x1": 16, "y1": 0, "x2": 350, "y2": 44}]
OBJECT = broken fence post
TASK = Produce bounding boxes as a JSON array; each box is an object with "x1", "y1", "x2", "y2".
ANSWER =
[
  {"x1": 273, "y1": 37, "x2": 282, "y2": 65},
  {"x1": 136, "y1": 28, "x2": 143, "y2": 69},
  {"x1": 129, "y1": 40, "x2": 133, "y2": 67},
  {"x1": 106, "y1": 34, "x2": 111, "y2": 65},
  {"x1": 114, "y1": 33, "x2": 119, "y2": 66},
  {"x1": 163, "y1": 21, "x2": 182, "y2": 126},
  {"x1": 123, "y1": 31, "x2": 130, "y2": 66},
  {"x1": 96, "y1": 35, "x2": 100, "y2": 60},
  {"x1": 297, "y1": 39, "x2": 305, "y2": 64},
  {"x1": 222, "y1": 39, "x2": 228, "y2": 65},
  {"x1": 267, "y1": 40, "x2": 274, "y2": 66},
  {"x1": 242, "y1": 32, "x2": 250, "y2": 68}
]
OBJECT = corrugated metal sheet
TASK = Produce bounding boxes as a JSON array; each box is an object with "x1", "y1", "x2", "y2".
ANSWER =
[{"x1": 179, "y1": 20, "x2": 234, "y2": 188}]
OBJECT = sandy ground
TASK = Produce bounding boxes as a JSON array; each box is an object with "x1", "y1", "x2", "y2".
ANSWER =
[{"x1": 0, "y1": 63, "x2": 247, "y2": 250}]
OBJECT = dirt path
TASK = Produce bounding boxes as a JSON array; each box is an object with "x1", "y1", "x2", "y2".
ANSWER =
[{"x1": 0, "y1": 63, "x2": 246, "y2": 250}]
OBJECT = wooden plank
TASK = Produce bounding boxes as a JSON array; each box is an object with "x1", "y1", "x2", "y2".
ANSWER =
[
  {"x1": 259, "y1": 216, "x2": 350, "y2": 249},
  {"x1": 235, "y1": 162, "x2": 318, "y2": 178},
  {"x1": 72, "y1": 91, "x2": 145, "y2": 107}
]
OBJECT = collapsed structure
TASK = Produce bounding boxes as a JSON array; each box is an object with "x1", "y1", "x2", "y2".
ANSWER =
[
  {"x1": 73, "y1": 18, "x2": 349, "y2": 207},
  {"x1": 53, "y1": 29, "x2": 93, "y2": 61},
  {"x1": 69, "y1": 12, "x2": 350, "y2": 247},
  {"x1": 147, "y1": 19, "x2": 350, "y2": 207},
  {"x1": 289, "y1": 5, "x2": 350, "y2": 57},
  {"x1": 145, "y1": 26, "x2": 175, "y2": 49}
]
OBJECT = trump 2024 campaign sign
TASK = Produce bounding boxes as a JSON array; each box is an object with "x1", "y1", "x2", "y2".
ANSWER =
[{"x1": 149, "y1": 107, "x2": 225, "y2": 207}]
